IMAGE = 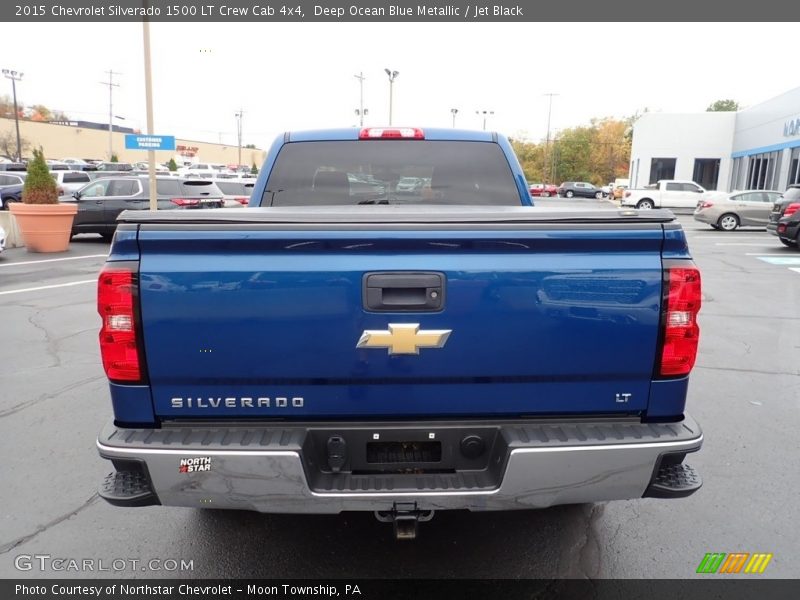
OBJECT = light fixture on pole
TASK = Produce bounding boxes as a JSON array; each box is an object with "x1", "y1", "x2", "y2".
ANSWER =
[
  {"x1": 451, "y1": 108, "x2": 459, "y2": 128},
  {"x1": 384, "y1": 68, "x2": 399, "y2": 126},
  {"x1": 475, "y1": 109, "x2": 494, "y2": 131},
  {"x1": 543, "y1": 93, "x2": 559, "y2": 183},
  {"x1": 235, "y1": 109, "x2": 244, "y2": 167},
  {"x1": 354, "y1": 72, "x2": 367, "y2": 126},
  {"x1": 355, "y1": 108, "x2": 369, "y2": 125},
  {"x1": 2, "y1": 69, "x2": 24, "y2": 161}
]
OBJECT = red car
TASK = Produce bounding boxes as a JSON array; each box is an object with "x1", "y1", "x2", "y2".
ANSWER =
[{"x1": 529, "y1": 183, "x2": 558, "y2": 197}]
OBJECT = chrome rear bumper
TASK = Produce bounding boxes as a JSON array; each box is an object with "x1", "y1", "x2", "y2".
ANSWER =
[{"x1": 97, "y1": 416, "x2": 702, "y2": 513}]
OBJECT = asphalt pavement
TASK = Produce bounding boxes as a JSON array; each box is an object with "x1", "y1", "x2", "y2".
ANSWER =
[{"x1": 0, "y1": 212, "x2": 798, "y2": 579}]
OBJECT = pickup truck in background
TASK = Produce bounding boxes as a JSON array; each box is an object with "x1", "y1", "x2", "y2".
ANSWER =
[
  {"x1": 95, "y1": 127, "x2": 703, "y2": 539},
  {"x1": 622, "y1": 179, "x2": 706, "y2": 210}
]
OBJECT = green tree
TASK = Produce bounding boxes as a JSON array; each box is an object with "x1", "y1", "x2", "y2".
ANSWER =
[
  {"x1": 110, "y1": 154, "x2": 119, "y2": 162},
  {"x1": 251, "y1": 162, "x2": 259, "y2": 175},
  {"x1": 22, "y1": 148, "x2": 58, "y2": 204},
  {"x1": 706, "y1": 99, "x2": 739, "y2": 112},
  {"x1": 167, "y1": 158, "x2": 178, "y2": 171}
]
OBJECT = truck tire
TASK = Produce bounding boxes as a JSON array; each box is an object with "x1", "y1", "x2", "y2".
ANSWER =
[
  {"x1": 717, "y1": 213, "x2": 739, "y2": 231},
  {"x1": 565, "y1": 190, "x2": 574, "y2": 198},
  {"x1": 636, "y1": 199, "x2": 654, "y2": 210}
]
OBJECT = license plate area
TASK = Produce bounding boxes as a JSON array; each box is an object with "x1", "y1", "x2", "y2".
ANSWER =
[{"x1": 366, "y1": 441, "x2": 441, "y2": 464}]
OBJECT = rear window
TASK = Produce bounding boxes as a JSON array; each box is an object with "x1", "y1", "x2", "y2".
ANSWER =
[
  {"x1": 217, "y1": 181, "x2": 248, "y2": 195},
  {"x1": 63, "y1": 173, "x2": 91, "y2": 183},
  {"x1": 155, "y1": 179, "x2": 181, "y2": 195},
  {"x1": 782, "y1": 187, "x2": 800, "y2": 202},
  {"x1": 261, "y1": 140, "x2": 519, "y2": 206},
  {"x1": 179, "y1": 180, "x2": 223, "y2": 197}
]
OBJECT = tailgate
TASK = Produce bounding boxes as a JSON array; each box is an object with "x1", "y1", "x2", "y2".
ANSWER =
[{"x1": 134, "y1": 208, "x2": 669, "y2": 419}]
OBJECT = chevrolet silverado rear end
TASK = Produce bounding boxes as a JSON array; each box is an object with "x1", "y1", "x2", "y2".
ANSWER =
[{"x1": 96, "y1": 128, "x2": 702, "y2": 538}]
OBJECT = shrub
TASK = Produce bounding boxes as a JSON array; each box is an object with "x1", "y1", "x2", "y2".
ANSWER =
[{"x1": 22, "y1": 148, "x2": 58, "y2": 204}]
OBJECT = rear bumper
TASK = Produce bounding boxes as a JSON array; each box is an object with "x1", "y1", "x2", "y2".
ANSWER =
[{"x1": 97, "y1": 415, "x2": 703, "y2": 513}]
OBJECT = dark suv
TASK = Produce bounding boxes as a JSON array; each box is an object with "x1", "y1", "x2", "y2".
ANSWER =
[
  {"x1": 767, "y1": 185, "x2": 800, "y2": 248},
  {"x1": 557, "y1": 181, "x2": 604, "y2": 199},
  {"x1": 68, "y1": 175, "x2": 224, "y2": 240}
]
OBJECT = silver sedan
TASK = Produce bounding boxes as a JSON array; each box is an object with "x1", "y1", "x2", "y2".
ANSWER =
[{"x1": 693, "y1": 190, "x2": 783, "y2": 231}]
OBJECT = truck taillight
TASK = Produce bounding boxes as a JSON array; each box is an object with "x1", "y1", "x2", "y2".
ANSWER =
[
  {"x1": 235, "y1": 196, "x2": 249, "y2": 205},
  {"x1": 359, "y1": 127, "x2": 424, "y2": 139},
  {"x1": 98, "y1": 266, "x2": 141, "y2": 382},
  {"x1": 783, "y1": 202, "x2": 800, "y2": 217},
  {"x1": 658, "y1": 265, "x2": 702, "y2": 377},
  {"x1": 171, "y1": 198, "x2": 200, "y2": 206}
]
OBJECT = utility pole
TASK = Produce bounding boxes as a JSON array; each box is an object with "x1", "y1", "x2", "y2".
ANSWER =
[
  {"x1": 543, "y1": 93, "x2": 558, "y2": 183},
  {"x1": 101, "y1": 69, "x2": 121, "y2": 160},
  {"x1": 235, "y1": 109, "x2": 244, "y2": 167},
  {"x1": 354, "y1": 72, "x2": 366, "y2": 126},
  {"x1": 1, "y1": 69, "x2": 23, "y2": 161}
]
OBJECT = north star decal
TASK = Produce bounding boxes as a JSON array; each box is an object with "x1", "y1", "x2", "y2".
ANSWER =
[{"x1": 171, "y1": 397, "x2": 304, "y2": 409}]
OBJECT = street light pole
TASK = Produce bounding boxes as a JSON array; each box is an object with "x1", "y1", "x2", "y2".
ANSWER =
[
  {"x1": 384, "y1": 68, "x2": 399, "y2": 125},
  {"x1": 451, "y1": 108, "x2": 458, "y2": 128},
  {"x1": 2, "y1": 69, "x2": 23, "y2": 161},
  {"x1": 543, "y1": 93, "x2": 558, "y2": 183},
  {"x1": 235, "y1": 109, "x2": 243, "y2": 167},
  {"x1": 354, "y1": 72, "x2": 366, "y2": 126},
  {"x1": 475, "y1": 109, "x2": 494, "y2": 131}
]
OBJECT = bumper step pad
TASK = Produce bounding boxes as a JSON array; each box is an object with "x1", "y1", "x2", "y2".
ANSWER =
[
  {"x1": 644, "y1": 462, "x2": 702, "y2": 498},
  {"x1": 99, "y1": 470, "x2": 160, "y2": 507}
]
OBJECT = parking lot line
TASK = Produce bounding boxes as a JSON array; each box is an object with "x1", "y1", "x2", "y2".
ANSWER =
[
  {"x1": 0, "y1": 254, "x2": 107, "y2": 268},
  {"x1": 0, "y1": 280, "x2": 96, "y2": 296},
  {"x1": 693, "y1": 236, "x2": 769, "y2": 240},
  {"x1": 791, "y1": 268, "x2": 800, "y2": 274},
  {"x1": 714, "y1": 243, "x2": 778, "y2": 246}
]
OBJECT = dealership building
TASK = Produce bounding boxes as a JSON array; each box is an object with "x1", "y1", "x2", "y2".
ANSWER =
[{"x1": 629, "y1": 86, "x2": 800, "y2": 193}]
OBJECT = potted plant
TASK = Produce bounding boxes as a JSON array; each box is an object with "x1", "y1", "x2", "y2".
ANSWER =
[{"x1": 9, "y1": 147, "x2": 77, "y2": 253}]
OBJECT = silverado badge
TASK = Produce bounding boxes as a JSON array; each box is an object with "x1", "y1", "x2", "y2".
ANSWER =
[{"x1": 356, "y1": 323, "x2": 452, "y2": 355}]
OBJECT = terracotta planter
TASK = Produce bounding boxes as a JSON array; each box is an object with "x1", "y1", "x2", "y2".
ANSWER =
[{"x1": 9, "y1": 203, "x2": 77, "y2": 253}]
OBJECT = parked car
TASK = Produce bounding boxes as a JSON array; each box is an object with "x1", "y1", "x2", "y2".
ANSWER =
[
  {"x1": 133, "y1": 161, "x2": 170, "y2": 173},
  {"x1": 693, "y1": 190, "x2": 782, "y2": 231},
  {"x1": 95, "y1": 162, "x2": 134, "y2": 172},
  {"x1": 67, "y1": 175, "x2": 225, "y2": 239},
  {"x1": 557, "y1": 181, "x2": 604, "y2": 199},
  {"x1": 214, "y1": 178, "x2": 255, "y2": 207},
  {"x1": 60, "y1": 158, "x2": 94, "y2": 171},
  {"x1": 0, "y1": 172, "x2": 26, "y2": 188},
  {"x1": 51, "y1": 170, "x2": 93, "y2": 198},
  {"x1": 529, "y1": 183, "x2": 558, "y2": 197},
  {"x1": 177, "y1": 162, "x2": 229, "y2": 177},
  {"x1": 767, "y1": 185, "x2": 800, "y2": 247},
  {"x1": 396, "y1": 176, "x2": 426, "y2": 195},
  {"x1": 0, "y1": 184, "x2": 22, "y2": 210},
  {"x1": 622, "y1": 180, "x2": 706, "y2": 210}
]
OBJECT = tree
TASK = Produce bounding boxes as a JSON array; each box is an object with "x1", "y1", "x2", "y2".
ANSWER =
[
  {"x1": 110, "y1": 154, "x2": 119, "y2": 163},
  {"x1": 706, "y1": 99, "x2": 739, "y2": 112},
  {"x1": 0, "y1": 129, "x2": 31, "y2": 160},
  {"x1": 167, "y1": 158, "x2": 178, "y2": 171},
  {"x1": 250, "y1": 162, "x2": 259, "y2": 175}
]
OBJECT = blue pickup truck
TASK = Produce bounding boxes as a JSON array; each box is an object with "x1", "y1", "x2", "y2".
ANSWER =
[{"x1": 95, "y1": 127, "x2": 703, "y2": 539}]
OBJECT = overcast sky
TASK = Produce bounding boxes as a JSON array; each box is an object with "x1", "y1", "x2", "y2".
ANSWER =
[{"x1": 3, "y1": 22, "x2": 797, "y2": 149}]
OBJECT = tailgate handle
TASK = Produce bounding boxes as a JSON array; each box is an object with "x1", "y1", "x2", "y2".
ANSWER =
[{"x1": 364, "y1": 272, "x2": 444, "y2": 312}]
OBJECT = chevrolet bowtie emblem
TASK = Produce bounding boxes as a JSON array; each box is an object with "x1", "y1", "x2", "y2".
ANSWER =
[{"x1": 356, "y1": 323, "x2": 452, "y2": 355}]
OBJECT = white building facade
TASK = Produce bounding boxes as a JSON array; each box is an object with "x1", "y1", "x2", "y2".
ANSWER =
[{"x1": 629, "y1": 87, "x2": 800, "y2": 192}]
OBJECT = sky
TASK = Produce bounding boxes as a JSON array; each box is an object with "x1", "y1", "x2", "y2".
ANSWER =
[{"x1": 2, "y1": 22, "x2": 798, "y2": 150}]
